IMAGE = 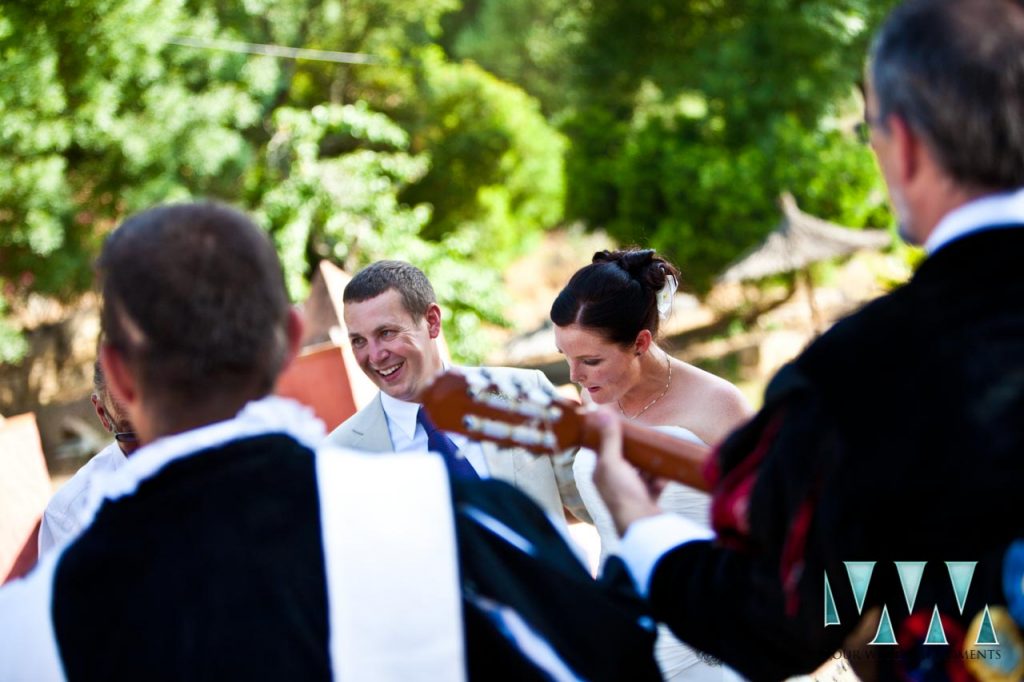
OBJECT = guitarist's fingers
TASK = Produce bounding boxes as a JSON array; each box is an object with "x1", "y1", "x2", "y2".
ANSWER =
[
  {"x1": 589, "y1": 407, "x2": 662, "y2": 536},
  {"x1": 640, "y1": 471, "x2": 668, "y2": 500},
  {"x1": 590, "y1": 409, "x2": 665, "y2": 498},
  {"x1": 591, "y1": 407, "x2": 624, "y2": 462}
]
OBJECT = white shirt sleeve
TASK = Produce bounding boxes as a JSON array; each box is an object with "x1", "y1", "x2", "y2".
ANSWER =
[
  {"x1": 616, "y1": 513, "x2": 715, "y2": 598},
  {"x1": 37, "y1": 508, "x2": 75, "y2": 559},
  {"x1": 0, "y1": 551, "x2": 66, "y2": 681},
  {"x1": 37, "y1": 443, "x2": 126, "y2": 559}
]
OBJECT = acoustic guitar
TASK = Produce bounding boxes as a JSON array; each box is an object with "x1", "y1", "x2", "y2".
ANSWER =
[{"x1": 421, "y1": 369, "x2": 713, "y2": 493}]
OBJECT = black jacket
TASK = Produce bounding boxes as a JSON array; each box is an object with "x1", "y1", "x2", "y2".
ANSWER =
[{"x1": 649, "y1": 227, "x2": 1024, "y2": 680}]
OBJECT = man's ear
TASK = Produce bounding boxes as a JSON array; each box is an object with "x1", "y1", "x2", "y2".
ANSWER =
[
  {"x1": 888, "y1": 114, "x2": 921, "y2": 186},
  {"x1": 90, "y1": 393, "x2": 113, "y2": 432},
  {"x1": 280, "y1": 306, "x2": 305, "y2": 373},
  {"x1": 99, "y1": 343, "x2": 137, "y2": 411},
  {"x1": 424, "y1": 303, "x2": 443, "y2": 339},
  {"x1": 634, "y1": 329, "x2": 653, "y2": 356}
]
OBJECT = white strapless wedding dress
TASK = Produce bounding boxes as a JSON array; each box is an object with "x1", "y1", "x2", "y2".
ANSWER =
[{"x1": 574, "y1": 425, "x2": 733, "y2": 682}]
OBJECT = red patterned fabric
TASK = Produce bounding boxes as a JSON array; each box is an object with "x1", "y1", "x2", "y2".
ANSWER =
[{"x1": 707, "y1": 413, "x2": 786, "y2": 550}]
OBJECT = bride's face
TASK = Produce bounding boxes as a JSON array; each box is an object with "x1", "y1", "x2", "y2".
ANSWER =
[{"x1": 554, "y1": 323, "x2": 638, "y2": 405}]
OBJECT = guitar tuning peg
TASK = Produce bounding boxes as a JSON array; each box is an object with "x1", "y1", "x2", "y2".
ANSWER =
[
  {"x1": 493, "y1": 375, "x2": 517, "y2": 399},
  {"x1": 526, "y1": 387, "x2": 553, "y2": 407}
]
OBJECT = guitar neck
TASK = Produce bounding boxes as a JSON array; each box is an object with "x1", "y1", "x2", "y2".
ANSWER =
[
  {"x1": 578, "y1": 417, "x2": 712, "y2": 493},
  {"x1": 419, "y1": 370, "x2": 713, "y2": 492}
]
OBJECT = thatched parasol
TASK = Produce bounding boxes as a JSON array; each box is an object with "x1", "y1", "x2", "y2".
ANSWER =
[{"x1": 718, "y1": 193, "x2": 891, "y2": 328}]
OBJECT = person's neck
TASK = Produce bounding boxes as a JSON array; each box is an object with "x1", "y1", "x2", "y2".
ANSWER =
[
  {"x1": 619, "y1": 347, "x2": 671, "y2": 415},
  {"x1": 138, "y1": 392, "x2": 263, "y2": 444},
  {"x1": 909, "y1": 178, "x2": 994, "y2": 245},
  {"x1": 412, "y1": 354, "x2": 447, "y2": 403}
]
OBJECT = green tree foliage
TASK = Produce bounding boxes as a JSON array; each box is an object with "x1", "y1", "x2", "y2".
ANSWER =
[
  {"x1": 561, "y1": 0, "x2": 898, "y2": 292},
  {"x1": 444, "y1": 0, "x2": 590, "y2": 114},
  {"x1": 212, "y1": 0, "x2": 458, "y2": 112},
  {"x1": 2, "y1": 0, "x2": 904, "y2": 369},
  {"x1": 0, "y1": 0, "x2": 270, "y2": 357},
  {"x1": 565, "y1": 95, "x2": 890, "y2": 291},
  {"x1": 401, "y1": 50, "x2": 565, "y2": 260},
  {"x1": 0, "y1": 298, "x2": 27, "y2": 364},
  {"x1": 1, "y1": 0, "x2": 564, "y2": 364},
  {"x1": 249, "y1": 102, "x2": 431, "y2": 299},
  {"x1": 436, "y1": 0, "x2": 899, "y2": 292},
  {"x1": 1, "y1": 0, "x2": 173, "y2": 299},
  {"x1": 248, "y1": 101, "x2": 508, "y2": 362}
]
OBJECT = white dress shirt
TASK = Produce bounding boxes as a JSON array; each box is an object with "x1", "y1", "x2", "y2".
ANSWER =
[
  {"x1": 379, "y1": 391, "x2": 490, "y2": 477},
  {"x1": 37, "y1": 442, "x2": 127, "y2": 558}
]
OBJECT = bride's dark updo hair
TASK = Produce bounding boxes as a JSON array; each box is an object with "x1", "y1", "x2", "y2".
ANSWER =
[{"x1": 550, "y1": 249, "x2": 681, "y2": 346}]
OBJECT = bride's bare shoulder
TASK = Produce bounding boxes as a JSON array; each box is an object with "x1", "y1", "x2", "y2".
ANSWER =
[{"x1": 668, "y1": 359, "x2": 753, "y2": 442}]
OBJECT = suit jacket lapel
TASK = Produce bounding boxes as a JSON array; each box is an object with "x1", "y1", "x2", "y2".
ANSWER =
[{"x1": 350, "y1": 395, "x2": 395, "y2": 453}]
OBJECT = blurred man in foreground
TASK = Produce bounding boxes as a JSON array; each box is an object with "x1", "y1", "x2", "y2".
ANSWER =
[{"x1": 593, "y1": 1, "x2": 1024, "y2": 680}]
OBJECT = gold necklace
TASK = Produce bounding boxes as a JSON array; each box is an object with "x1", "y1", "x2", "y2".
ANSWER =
[{"x1": 618, "y1": 354, "x2": 672, "y2": 420}]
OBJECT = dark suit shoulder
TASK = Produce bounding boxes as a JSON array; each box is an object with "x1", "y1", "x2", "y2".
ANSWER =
[
  {"x1": 450, "y1": 477, "x2": 661, "y2": 681},
  {"x1": 451, "y1": 477, "x2": 571, "y2": 558}
]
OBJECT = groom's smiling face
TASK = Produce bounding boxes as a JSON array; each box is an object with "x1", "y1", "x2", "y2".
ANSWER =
[{"x1": 344, "y1": 288, "x2": 444, "y2": 402}]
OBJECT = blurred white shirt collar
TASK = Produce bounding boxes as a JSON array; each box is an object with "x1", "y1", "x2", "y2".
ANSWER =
[{"x1": 926, "y1": 186, "x2": 1024, "y2": 254}]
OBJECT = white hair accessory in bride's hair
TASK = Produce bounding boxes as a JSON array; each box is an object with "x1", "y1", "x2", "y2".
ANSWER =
[{"x1": 656, "y1": 273, "x2": 678, "y2": 320}]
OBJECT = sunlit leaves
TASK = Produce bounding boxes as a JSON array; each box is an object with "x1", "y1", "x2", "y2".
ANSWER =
[
  {"x1": 248, "y1": 99, "x2": 505, "y2": 362},
  {"x1": 559, "y1": 0, "x2": 898, "y2": 293},
  {"x1": 402, "y1": 52, "x2": 565, "y2": 255}
]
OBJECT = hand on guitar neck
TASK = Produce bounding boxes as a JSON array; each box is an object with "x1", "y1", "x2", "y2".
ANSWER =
[
  {"x1": 421, "y1": 369, "x2": 713, "y2": 534},
  {"x1": 585, "y1": 408, "x2": 668, "y2": 536}
]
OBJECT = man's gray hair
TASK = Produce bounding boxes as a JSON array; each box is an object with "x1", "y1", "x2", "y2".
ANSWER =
[{"x1": 870, "y1": 0, "x2": 1024, "y2": 190}]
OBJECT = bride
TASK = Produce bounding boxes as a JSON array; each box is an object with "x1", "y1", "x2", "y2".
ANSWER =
[{"x1": 551, "y1": 249, "x2": 752, "y2": 681}]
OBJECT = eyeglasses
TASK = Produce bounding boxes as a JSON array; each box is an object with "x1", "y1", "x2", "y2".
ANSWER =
[{"x1": 114, "y1": 430, "x2": 140, "y2": 455}]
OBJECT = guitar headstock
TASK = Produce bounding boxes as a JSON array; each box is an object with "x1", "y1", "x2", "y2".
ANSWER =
[{"x1": 421, "y1": 369, "x2": 586, "y2": 454}]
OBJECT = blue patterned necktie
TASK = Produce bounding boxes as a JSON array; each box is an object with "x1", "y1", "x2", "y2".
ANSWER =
[{"x1": 416, "y1": 406, "x2": 480, "y2": 481}]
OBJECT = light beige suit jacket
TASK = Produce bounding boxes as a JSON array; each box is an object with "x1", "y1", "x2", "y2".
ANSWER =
[{"x1": 326, "y1": 366, "x2": 589, "y2": 526}]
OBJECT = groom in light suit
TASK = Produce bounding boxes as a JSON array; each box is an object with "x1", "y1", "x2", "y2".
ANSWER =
[{"x1": 327, "y1": 260, "x2": 589, "y2": 526}]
